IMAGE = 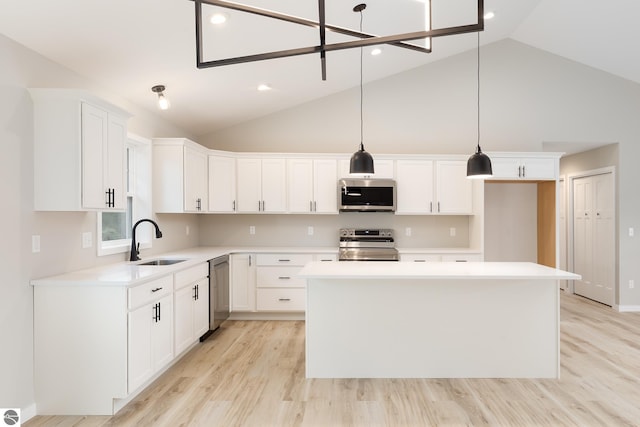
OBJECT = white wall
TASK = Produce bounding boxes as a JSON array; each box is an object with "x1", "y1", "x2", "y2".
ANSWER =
[
  {"x1": 484, "y1": 183, "x2": 538, "y2": 262},
  {"x1": 0, "y1": 34, "x2": 199, "y2": 415},
  {"x1": 201, "y1": 39, "x2": 640, "y2": 308}
]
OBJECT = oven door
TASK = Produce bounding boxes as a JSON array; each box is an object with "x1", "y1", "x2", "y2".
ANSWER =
[{"x1": 339, "y1": 247, "x2": 399, "y2": 261}]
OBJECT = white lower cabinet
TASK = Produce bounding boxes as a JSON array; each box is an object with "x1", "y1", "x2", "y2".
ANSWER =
[
  {"x1": 230, "y1": 253, "x2": 257, "y2": 311},
  {"x1": 127, "y1": 276, "x2": 174, "y2": 393},
  {"x1": 173, "y1": 263, "x2": 209, "y2": 356},
  {"x1": 231, "y1": 253, "x2": 323, "y2": 313},
  {"x1": 33, "y1": 264, "x2": 211, "y2": 415},
  {"x1": 256, "y1": 254, "x2": 311, "y2": 312}
]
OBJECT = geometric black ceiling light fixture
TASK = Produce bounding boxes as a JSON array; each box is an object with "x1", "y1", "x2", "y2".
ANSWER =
[{"x1": 191, "y1": 0, "x2": 485, "y2": 80}]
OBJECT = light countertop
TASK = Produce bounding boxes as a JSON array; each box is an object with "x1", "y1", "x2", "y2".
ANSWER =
[{"x1": 299, "y1": 261, "x2": 581, "y2": 280}]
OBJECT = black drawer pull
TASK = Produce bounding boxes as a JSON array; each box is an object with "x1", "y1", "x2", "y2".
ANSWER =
[
  {"x1": 278, "y1": 259, "x2": 291, "y2": 262},
  {"x1": 151, "y1": 287, "x2": 163, "y2": 292},
  {"x1": 278, "y1": 298, "x2": 291, "y2": 302},
  {"x1": 278, "y1": 276, "x2": 291, "y2": 280}
]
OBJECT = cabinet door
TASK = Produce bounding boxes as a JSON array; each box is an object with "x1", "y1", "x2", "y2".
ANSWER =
[
  {"x1": 230, "y1": 254, "x2": 256, "y2": 311},
  {"x1": 489, "y1": 157, "x2": 521, "y2": 179},
  {"x1": 81, "y1": 103, "x2": 109, "y2": 209},
  {"x1": 313, "y1": 159, "x2": 338, "y2": 213},
  {"x1": 521, "y1": 158, "x2": 556, "y2": 180},
  {"x1": 436, "y1": 161, "x2": 473, "y2": 214},
  {"x1": 193, "y1": 279, "x2": 210, "y2": 338},
  {"x1": 152, "y1": 294, "x2": 174, "y2": 372},
  {"x1": 287, "y1": 159, "x2": 314, "y2": 213},
  {"x1": 128, "y1": 303, "x2": 153, "y2": 393},
  {"x1": 236, "y1": 159, "x2": 262, "y2": 213},
  {"x1": 174, "y1": 285, "x2": 194, "y2": 355},
  {"x1": 184, "y1": 147, "x2": 208, "y2": 212},
  {"x1": 208, "y1": 155, "x2": 236, "y2": 212},
  {"x1": 106, "y1": 114, "x2": 127, "y2": 209},
  {"x1": 261, "y1": 158, "x2": 287, "y2": 213},
  {"x1": 395, "y1": 160, "x2": 434, "y2": 214}
]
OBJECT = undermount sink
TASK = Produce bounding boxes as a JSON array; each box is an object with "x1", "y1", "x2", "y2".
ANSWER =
[{"x1": 137, "y1": 259, "x2": 187, "y2": 266}]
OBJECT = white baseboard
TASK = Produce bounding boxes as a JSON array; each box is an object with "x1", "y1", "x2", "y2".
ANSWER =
[
  {"x1": 616, "y1": 305, "x2": 640, "y2": 312},
  {"x1": 228, "y1": 312, "x2": 305, "y2": 321},
  {"x1": 21, "y1": 402, "x2": 37, "y2": 423}
]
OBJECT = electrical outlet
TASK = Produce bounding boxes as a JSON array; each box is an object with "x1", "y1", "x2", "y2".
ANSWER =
[
  {"x1": 405, "y1": 227, "x2": 412, "y2": 237},
  {"x1": 82, "y1": 232, "x2": 92, "y2": 248},
  {"x1": 450, "y1": 227, "x2": 456, "y2": 237},
  {"x1": 249, "y1": 226, "x2": 256, "y2": 235},
  {"x1": 629, "y1": 227, "x2": 635, "y2": 237},
  {"x1": 308, "y1": 226, "x2": 314, "y2": 236},
  {"x1": 32, "y1": 235, "x2": 41, "y2": 253},
  {"x1": 630, "y1": 280, "x2": 635, "y2": 289},
  {"x1": 186, "y1": 225, "x2": 190, "y2": 236}
]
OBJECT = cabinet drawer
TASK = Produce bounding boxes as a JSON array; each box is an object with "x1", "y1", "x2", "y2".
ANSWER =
[
  {"x1": 129, "y1": 276, "x2": 173, "y2": 310},
  {"x1": 401, "y1": 254, "x2": 442, "y2": 262},
  {"x1": 314, "y1": 253, "x2": 337, "y2": 262},
  {"x1": 174, "y1": 263, "x2": 208, "y2": 290},
  {"x1": 256, "y1": 266, "x2": 305, "y2": 288},
  {"x1": 256, "y1": 254, "x2": 313, "y2": 266},
  {"x1": 257, "y1": 288, "x2": 306, "y2": 311},
  {"x1": 441, "y1": 254, "x2": 482, "y2": 262}
]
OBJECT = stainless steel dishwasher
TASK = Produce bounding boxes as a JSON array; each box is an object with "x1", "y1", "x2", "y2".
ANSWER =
[{"x1": 200, "y1": 255, "x2": 230, "y2": 341}]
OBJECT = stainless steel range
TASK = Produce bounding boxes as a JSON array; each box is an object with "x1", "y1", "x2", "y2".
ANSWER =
[{"x1": 339, "y1": 228, "x2": 399, "y2": 261}]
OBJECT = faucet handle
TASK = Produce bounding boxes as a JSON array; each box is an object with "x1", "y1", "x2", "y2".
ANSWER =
[{"x1": 136, "y1": 242, "x2": 140, "y2": 254}]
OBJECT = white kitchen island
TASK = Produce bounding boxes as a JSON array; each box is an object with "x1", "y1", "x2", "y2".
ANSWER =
[{"x1": 298, "y1": 262, "x2": 580, "y2": 379}]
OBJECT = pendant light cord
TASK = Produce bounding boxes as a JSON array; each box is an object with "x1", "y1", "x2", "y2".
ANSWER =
[
  {"x1": 477, "y1": 31, "x2": 481, "y2": 152},
  {"x1": 359, "y1": 9, "x2": 364, "y2": 150}
]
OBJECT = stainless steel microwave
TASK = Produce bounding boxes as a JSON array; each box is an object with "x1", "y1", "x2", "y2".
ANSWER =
[{"x1": 338, "y1": 178, "x2": 396, "y2": 212}]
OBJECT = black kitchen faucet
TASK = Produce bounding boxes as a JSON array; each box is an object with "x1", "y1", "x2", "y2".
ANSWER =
[{"x1": 129, "y1": 218, "x2": 163, "y2": 261}]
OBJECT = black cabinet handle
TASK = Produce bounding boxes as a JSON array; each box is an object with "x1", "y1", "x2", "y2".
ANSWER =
[
  {"x1": 151, "y1": 287, "x2": 163, "y2": 293},
  {"x1": 278, "y1": 298, "x2": 291, "y2": 302},
  {"x1": 278, "y1": 276, "x2": 291, "y2": 280},
  {"x1": 278, "y1": 259, "x2": 291, "y2": 262},
  {"x1": 157, "y1": 302, "x2": 161, "y2": 321}
]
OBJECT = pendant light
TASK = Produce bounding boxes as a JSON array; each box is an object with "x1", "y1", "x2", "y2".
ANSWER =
[
  {"x1": 349, "y1": 3, "x2": 375, "y2": 175},
  {"x1": 151, "y1": 85, "x2": 170, "y2": 110},
  {"x1": 467, "y1": 32, "x2": 492, "y2": 179}
]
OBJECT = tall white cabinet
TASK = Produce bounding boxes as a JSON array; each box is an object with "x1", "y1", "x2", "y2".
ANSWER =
[{"x1": 29, "y1": 89, "x2": 130, "y2": 211}]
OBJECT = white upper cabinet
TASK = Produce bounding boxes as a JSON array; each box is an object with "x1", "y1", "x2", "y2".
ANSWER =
[
  {"x1": 208, "y1": 154, "x2": 236, "y2": 213},
  {"x1": 488, "y1": 154, "x2": 559, "y2": 180},
  {"x1": 396, "y1": 160, "x2": 434, "y2": 214},
  {"x1": 435, "y1": 161, "x2": 473, "y2": 214},
  {"x1": 339, "y1": 158, "x2": 394, "y2": 179},
  {"x1": 396, "y1": 159, "x2": 472, "y2": 215},
  {"x1": 152, "y1": 138, "x2": 208, "y2": 213},
  {"x1": 236, "y1": 158, "x2": 286, "y2": 213},
  {"x1": 30, "y1": 89, "x2": 130, "y2": 211},
  {"x1": 287, "y1": 158, "x2": 338, "y2": 213}
]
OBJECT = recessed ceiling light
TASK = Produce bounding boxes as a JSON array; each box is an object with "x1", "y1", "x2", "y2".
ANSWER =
[
  {"x1": 484, "y1": 11, "x2": 495, "y2": 20},
  {"x1": 371, "y1": 47, "x2": 382, "y2": 56},
  {"x1": 210, "y1": 13, "x2": 227, "y2": 25},
  {"x1": 257, "y1": 84, "x2": 272, "y2": 91}
]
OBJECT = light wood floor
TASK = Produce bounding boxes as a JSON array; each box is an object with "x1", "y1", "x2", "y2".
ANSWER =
[{"x1": 26, "y1": 292, "x2": 640, "y2": 427}]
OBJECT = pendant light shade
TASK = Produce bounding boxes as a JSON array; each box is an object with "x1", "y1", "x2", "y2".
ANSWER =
[
  {"x1": 349, "y1": 4, "x2": 375, "y2": 175},
  {"x1": 467, "y1": 32, "x2": 492, "y2": 179},
  {"x1": 467, "y1": 146, "x2": 492, "y2": 178},
  {"x1": 350, "y1": 142, "x2": 374, "y2": 174}
]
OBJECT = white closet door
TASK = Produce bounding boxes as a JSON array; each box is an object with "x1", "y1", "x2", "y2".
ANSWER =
[
  {"x1": 592, "y1": 173, "x2": 615, "y2": 306},
  {"x1": 573, "y1": 177, "x2": 593, "y2": 299},
  {"x1": 572, "y1": 172, "x2": 614, "y2": 306}
]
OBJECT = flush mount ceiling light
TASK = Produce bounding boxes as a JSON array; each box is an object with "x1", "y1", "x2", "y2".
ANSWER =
[
  {"x1": 151, "y1": 85, "x2": 170, "y2": 110},
  {"x1": 467, "y1": 32, "x2": 492, "y2": 179},
  {"x1": 350, "y1": 3, "x2": 374, "y2": 175},
  {"x1": 191, "y1": 0, "x2": 485, "y2": 81}
]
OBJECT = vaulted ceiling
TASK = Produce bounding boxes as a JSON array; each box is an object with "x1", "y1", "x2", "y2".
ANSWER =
[{"x1": 1, "y1": 0, "x2": 638, "y2": 136}]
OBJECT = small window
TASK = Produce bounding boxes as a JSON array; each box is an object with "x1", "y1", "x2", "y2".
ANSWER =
[{"x1": 98, "y1": 134, "x2": 151, "y2": 256}]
